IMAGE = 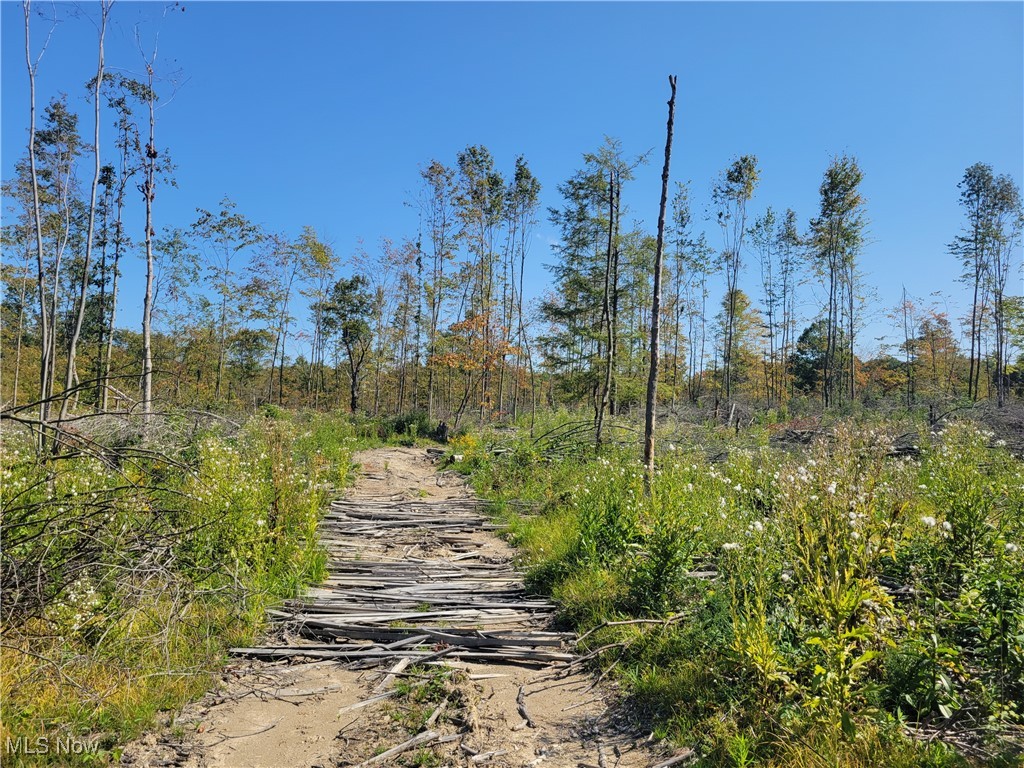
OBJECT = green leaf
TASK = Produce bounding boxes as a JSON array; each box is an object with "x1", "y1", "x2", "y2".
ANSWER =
[{"x1": 841, "y1": 711, "x2": 857, "y2": 739}]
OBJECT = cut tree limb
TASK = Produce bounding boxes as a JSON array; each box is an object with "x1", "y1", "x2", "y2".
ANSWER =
[
  {"x1": 349, "y1": 730, "x2": 439, "y2": 767},
  {"x1": 651, "y1": 749, "x2": 695, "y2": 768},
  {"x1": 517, "y1": 684, "x2": 535, "y2": 728}
]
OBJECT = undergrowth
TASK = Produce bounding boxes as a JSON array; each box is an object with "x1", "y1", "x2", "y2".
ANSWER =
[
  {"x1": 461, "y1": 413, "x2": 1024, "y2": 767},
  {"x1": 0, "y1": 410, "x2": 359, "y2": 766}
]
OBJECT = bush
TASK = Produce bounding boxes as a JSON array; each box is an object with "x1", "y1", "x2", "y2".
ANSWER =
[{"x1": 377, "y1": 410, "x2": 432, "y2": 442}]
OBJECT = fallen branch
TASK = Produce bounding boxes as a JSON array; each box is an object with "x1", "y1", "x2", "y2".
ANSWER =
[
  {"x1": 517, "y1": 684, "x2": 535, "y2": 728},
  {"x1": 651, "y1": 749, "x2": 695, "y2": 768},
  {"x1": 350, "y1": 730, "x2": 439, "y2": 767},
  {"x1": 373, "y1": 656, "x2": 412, "y2": 693},
  {"x1": 204, "y1": 718, "x2": 282, "y2": 745},
  {"x1": 575, "y1": 614, "x2": 686, "y2": 647},
  {"x1": 424, "y1": 698, "x2": 448, "y2": 728}
]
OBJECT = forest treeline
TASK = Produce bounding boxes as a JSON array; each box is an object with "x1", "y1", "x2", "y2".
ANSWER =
[{"x1": 3, "y1": 2, "x2": 1023, "y2": 439}]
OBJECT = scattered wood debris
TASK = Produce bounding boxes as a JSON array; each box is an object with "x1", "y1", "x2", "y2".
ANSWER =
[{"x1": 230, "y1": 497, "x2": 572, "y2": 667}]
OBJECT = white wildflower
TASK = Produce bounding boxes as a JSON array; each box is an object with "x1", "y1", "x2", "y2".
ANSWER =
[{"x1": 920, "y1": 516, "x2": 937, "y2": 527}]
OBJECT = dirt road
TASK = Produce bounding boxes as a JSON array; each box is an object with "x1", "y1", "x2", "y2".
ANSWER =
[{"x1": 124, "y1": 448, "x2": 667, "y2": 768}]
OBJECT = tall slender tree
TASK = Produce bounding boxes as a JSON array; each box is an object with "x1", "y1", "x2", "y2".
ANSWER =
[
  {"x1": 323, "y1": 276, "x2": 374, "y2": 413},
  {"x1": 191, "y1": 198, "x2": 262, "y2": 401},
  {"x1": 988, "y1": 176, "x2": 1022, "y2": 407},
  {"x1": 23, "y1": 0, "x2": 57, "y2": 441},
  {"x1": 809, "y1": 155, "x2": 865, "y2": 407},
  {"x1": 419, "y1": 160, "x2": 459, "y2": 419},
  {"x1": 712, "y1": 155, "x2": 759, "y2": 403},
  {"x1": 951, "y1": 164, "x2": 1022, "y2": 405},
  {"x1": 139, "y1": 44, "x2": 159, "y2": 421},
  {"x1": 98, "y1": 75, "x2": 144, "y2": 410},
  {"x1": 644, "y1": 75, "x2": 677, "y2": 478},
  {"x1": 298, "y1": 227, "x2": 336, "y2": 408},
  {"x1": 501, "y1": 156, "x2": 540, "y2": 419},
  {"x1": 60, "y1": 0, "x2": 111, "y2": 421},
  {"x1": 455, "y1": 145, "x2": 505, "y2": 420},
  {"x1": 588, "y1": 139, "x2": 645, "y2": 448},
  {"x1": 777, "y1": 209, "x2": 802, "y2": 399}
]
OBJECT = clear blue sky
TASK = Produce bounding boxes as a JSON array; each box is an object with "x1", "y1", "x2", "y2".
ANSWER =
[{"x1": 2, "y1": 1, "x2": 1022, "y2": 356}]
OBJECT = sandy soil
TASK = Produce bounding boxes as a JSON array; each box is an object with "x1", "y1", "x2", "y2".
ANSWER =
[{"x1": 121, "y1": 448, "x2": 671, "y2": 768}]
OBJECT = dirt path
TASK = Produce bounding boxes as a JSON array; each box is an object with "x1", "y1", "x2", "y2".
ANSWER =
[{"x1": 123, "y1": 448, "x2": 666, "y2": 768}]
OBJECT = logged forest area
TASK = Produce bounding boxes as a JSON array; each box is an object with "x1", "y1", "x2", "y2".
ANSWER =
[{"x1": 2, "y1": 2, "x2": 1023, "y2": 767}]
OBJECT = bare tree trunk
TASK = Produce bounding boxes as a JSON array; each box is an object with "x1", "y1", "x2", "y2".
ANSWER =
[
  {"x1": 47, "y1": 169, "x2": 73, "y2": 405},
  {"x1": 671, "y1": 253, "x2": 681, "y2": 409},
  {"x1": 102, "y1": 193, "x2": 124, "y2": 411},
  {"x1": 215, "y1": 291, "x2": 228, "y2": 399},
  {"x1": 848, "y1": 259, "x2": 856, "y2": 402},
  {"x1": 61, "y1": 1, "x2": 109, "y2": 422},
  {"x1": 141, "y1": 62, "x2": 157, "y2": 424},
  {"x1": 11, "y1": 246, "x2": 30, "y2": 407},
  {"x1": 427, "y1": 243, "x2": 444, "y2": 421},
  {"x1": 823, "y1": 235, "x2": 838, "y2": 408},
  {"x1": 24, "y1": 1, "x2": 54, "y2": 444},
  {"x1": 595, "y1": 171, "x2": 615, "y2": 451},
  {"x1": 968, "y1": 285, "x2": 977, "y2": 401},
  {"x1": 271, "y1": 253, "x2": 298, "y2": 404},
  {"x1": 644, "y1": 75, "x2": 677, "y2": 480},
  {"x1": 902, "y1": 287, "x2": 914, "y2": 408},
  {"x1": 517, "y1": 216, "x2": 528, "y2": 422},
  {"x1": 993, "y1": 238, "x2": 1010, "y2": 408},
  {"x1": 95, "y1": 187, "x2": 110, "y2": 408},
  {"x1": 966, "y1": 216, "x2": 982, "y2": 401},
  {"x1": 610, "y1": 179, "x2": 621, "y2": 415}
]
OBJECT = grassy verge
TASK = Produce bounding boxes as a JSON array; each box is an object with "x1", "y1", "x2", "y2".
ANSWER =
[
  {"x1": 0, "y1": 410, "x2": 361, "y2": 766},
  {"x1": 456, "y1": 413, "x2": 1024, "y2": 768}
]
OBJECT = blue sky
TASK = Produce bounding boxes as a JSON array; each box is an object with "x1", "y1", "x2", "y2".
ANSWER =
[{"x1": 2, "y1": 1, "x2": 1022, "y2": 356}]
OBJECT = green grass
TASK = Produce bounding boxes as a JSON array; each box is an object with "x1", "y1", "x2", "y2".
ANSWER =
[{"x1": 460, "y1": 414, "x2": 1024, "y2": 767}]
